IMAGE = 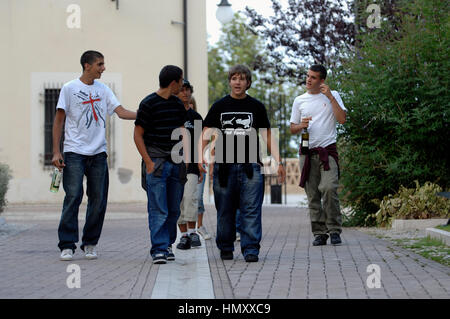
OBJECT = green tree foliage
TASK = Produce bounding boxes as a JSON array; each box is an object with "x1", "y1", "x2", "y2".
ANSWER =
[
  {"x1": 245, "y1": 0, "x2": 355, "y2": 83},
  {"x1": 331, "y1": 0, "x2": 450, "y2": 225},
  {"x1": 208, "y1": 14, "x2": 301, "y2": 158},
  {"x1": 208, "y1": 14, "x2": 271, "y2": 105}
]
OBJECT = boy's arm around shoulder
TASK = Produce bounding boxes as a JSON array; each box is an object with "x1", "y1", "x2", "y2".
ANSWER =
[{"x1": 114, "y1": 105, "x2": 137, "y2": 120}]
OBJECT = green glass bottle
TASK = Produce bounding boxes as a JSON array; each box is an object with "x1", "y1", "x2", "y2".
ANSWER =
[
  {"x1": 50, "y1": 168, "x2": 62, "y2": 193},
  {"x1": 301, "y1": 128, "x2": 309, "y2": 155}
]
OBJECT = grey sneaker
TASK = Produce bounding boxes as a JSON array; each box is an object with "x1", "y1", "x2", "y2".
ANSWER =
[
  {"x1": 236, "y1": 232, "x2": 241, "y2": 242},
  {"x1": 197, "y1": 226, "x2": 211, "y2": 240},
  {"x1": 85, "y1": 245, "x2": 97, "y2": 260},
  {"x1": 190, "y1": 232, "x2": 201, "y2": 247},
  {"x1": 60, "y1": 249, "x2": 73, "y2": 261}
]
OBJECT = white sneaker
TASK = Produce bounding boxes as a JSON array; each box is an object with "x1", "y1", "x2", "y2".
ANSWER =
[
  {"x1": 84, "y1": 245, "x2": 97, "y2": 260},
  {"x1": 236, "y1": 232, "x2": 241, "y2": 241},
  {"x1": 60, "y1": 249, "x2": 73, "y2": 261},
  {"x1": 197, "y1": 226, "x2": 211, "y2": 240}
]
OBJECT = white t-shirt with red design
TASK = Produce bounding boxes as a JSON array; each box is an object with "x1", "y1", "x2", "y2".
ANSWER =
[{"x1": 56, "y1": 78, "x2": 120, "y2": 155}]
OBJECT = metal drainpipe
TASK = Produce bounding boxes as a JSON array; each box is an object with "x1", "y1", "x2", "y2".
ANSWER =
[{"x1": 183, "y1": 0, "x2": 188, "y2": 80}]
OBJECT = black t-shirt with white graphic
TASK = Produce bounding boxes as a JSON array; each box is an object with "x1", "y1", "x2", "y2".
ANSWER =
[
  {"x1": 203, "y1": 94, "x2": 270, "y2": 164},
  {"x1": 184, "y1": 108, "x2": 203, "y2": 175}
]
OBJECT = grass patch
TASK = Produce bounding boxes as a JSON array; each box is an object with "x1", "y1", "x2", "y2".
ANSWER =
[
  {"x1": 435, "y1": 224, "x2": 450, "y2": 232},
  {"x1": 399, "y1": 236, "x2": 450, "y2": 267},
  {"x1": 358, "y1": 227, "x2": 450, "y2": 267},
  {"x1": 403, "y1": 236, "x2": 445, "y2": 248}
]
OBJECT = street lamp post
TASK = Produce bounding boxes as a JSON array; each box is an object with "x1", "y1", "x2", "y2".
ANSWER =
[{"x1": 216, "y1": 0, "x2": 234, "y2": 24}]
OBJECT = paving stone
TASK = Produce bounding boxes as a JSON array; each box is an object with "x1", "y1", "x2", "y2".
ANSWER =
[{"x1": 1, "y1": 204, "x2": 449, "y2": 299}]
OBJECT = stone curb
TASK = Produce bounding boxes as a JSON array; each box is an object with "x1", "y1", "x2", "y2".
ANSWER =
[
  {"x1": 425, "y1": 227, "x2": 450, "y2": 246},
  {"x1": 391, "y1": 218, "x2": 448, "y2": 230}
]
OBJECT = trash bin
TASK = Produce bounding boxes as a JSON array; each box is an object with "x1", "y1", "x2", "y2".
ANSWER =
[{"x1": 270, "y1": 184, "x2": 282, "y2": 204}]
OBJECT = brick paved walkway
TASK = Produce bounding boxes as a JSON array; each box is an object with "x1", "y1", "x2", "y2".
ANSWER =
[{"x1": 0, "y1": 203, "x2": 449, "y2": 299}]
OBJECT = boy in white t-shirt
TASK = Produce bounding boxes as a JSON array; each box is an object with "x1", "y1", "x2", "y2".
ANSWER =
[
  {"x1": 290, "y1": 65, "x2": 347, "y2": 247},
  {"x1": 53, "y1": 51, "x2": 136, "y2": 261}
]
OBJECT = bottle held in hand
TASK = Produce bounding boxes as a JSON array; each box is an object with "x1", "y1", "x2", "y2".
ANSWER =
[
  {"x1": 50, "y1": 161, "x2": 63, "y2": 193},
  {"x1": 301, "y1": 128, "x2": 309, "y2": 155}
]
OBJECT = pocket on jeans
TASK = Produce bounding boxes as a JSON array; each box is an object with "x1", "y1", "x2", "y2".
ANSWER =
[{"x1": 252, "y1": 163, "x2": 261, "y2": 172}]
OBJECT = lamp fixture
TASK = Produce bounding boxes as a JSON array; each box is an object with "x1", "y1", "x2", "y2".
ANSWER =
[{"x1": 216, "y1": 0, "x2": 234, "y2": 24}]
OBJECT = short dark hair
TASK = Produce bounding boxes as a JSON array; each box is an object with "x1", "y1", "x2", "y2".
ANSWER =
[
  {"x1": 228, "y1": 64, "x2": 252, "y2": 89},
  {"x1": 159, "y1": 65, "x2": 183, "y2": 88},
  {"x1": 309, "y1": 64, "x2": 327, "y2": 80},
  {"x1": 182, "y1": 80, "x2": 194, "y2": 93},
  {"x1": 80, "y1": 51, "x2": 104, "y2": 70}
]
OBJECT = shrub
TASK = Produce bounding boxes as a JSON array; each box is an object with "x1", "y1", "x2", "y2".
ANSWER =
[
  {"x1": 330, "y1": 0, "x2": 450, "y2": 225},
  {"x1": 0, "y1": 162, "x2": 12, "y2": 213},
  {"x1": 370, "y1": 181, "x2": 450, "y2": 227}
]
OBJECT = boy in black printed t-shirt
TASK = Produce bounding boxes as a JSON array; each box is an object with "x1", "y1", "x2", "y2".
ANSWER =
[{"x1": 200, "y1": 64, "x2": 285, "y2": 262}]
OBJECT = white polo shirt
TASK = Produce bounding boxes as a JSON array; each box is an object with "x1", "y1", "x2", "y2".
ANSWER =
[{"x1": 290, "y1": 91, "x2": 346, "y2": 149}]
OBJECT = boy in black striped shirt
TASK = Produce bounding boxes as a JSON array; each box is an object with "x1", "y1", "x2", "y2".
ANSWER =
[{"x1": 134, "y1": 65, "x2": 188, "y2": 264}]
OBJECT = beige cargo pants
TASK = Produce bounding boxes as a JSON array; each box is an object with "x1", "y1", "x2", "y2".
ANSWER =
[{"x1": 300, "y1": 154, "x2": 342, "y2": 235}]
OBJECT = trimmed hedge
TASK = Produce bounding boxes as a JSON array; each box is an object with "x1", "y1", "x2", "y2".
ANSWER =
[
  {"x1": 331, "y1": 0, "x2": 450, "y2": 225},
  {"x1": 0, "y1": 162, "x2": 11, "y2": 213}
]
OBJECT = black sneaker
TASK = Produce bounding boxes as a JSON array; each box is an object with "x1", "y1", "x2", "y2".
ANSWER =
[
  {"x1": 190, "y1": 232, "x2": 201, "y2": 247},
  {"x1": 312, "y1": 234, "x2": 328, "y2": 246},
  {"x1": 220, "y1": 250, "x2": 233, "y2": 260},
  {"x1": 167, "y1": 245, "x2": 175, "y2": 260},
  {"x1": 244, "y1": 254, "x2": 259, "y2": 262},
  {"x1": 330, "y1": 233, "x2": 342, "y2": 245},
  {"x1": 153, "y1": 253, "x2": 167, "y2": 264},
  {"x1": 176, "y1": 235, "x2": 191, "y2": 250}
]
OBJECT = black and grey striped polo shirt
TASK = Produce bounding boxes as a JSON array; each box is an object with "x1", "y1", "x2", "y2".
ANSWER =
[{"x1": 135, "y1": 92, "x2": 187, "y2": 151}]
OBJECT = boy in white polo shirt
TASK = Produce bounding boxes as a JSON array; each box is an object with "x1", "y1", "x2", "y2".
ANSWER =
[
  {"x1": 53, "y1": 50, "x2": 136, "y2": 261},
  {"x1": 290, "y1": 65, "x2": 347, "y2": 246}
]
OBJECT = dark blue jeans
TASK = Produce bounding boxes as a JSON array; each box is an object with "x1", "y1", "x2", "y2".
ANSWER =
[
  {"x1": 58, "y1": 152, "x2": 109, "y2": 252},
  {"x1": 213, "y1": 163, "x2": 264, "y2": 257},
  {"x1": 236, "y1": 209, "x2": 241, "y2": 234},
  {"x1": 146, "y1": 161, "x2": 184, "y2": 258}
]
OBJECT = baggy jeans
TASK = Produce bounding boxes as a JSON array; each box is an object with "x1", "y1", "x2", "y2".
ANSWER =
[
  {"x1": 145, "y1": 161, "x2": 184, "y2": 258},
  {"x1": 213, "y1": 163, "x2": 264, "y2": 257}
]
